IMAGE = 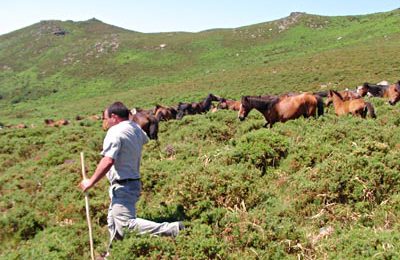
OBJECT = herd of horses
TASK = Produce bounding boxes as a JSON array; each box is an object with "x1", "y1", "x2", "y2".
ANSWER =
[
  {"x1": 116, "y1": 93, "x2": 221, "y2": 139},
  {"x1": 117, "y1": 80, "x2": 400, "y2": 139},
  {"x1": 3, "y1": 81, "x2": 399, "y2": 137}
]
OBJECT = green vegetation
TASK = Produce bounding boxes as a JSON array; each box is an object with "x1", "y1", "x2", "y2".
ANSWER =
[{"x1": 1, "y1": 10, "x2": 400, "y2": 259}]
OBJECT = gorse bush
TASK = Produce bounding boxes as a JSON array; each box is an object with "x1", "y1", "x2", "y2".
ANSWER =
[
  {"x1": 226, "y1": 129, "x2": 289, "y2": 173},
  {"x1": 1, "y1": 207, "x2": 46, "y2": 241}
]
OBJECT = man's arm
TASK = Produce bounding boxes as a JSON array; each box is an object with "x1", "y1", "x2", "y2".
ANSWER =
[{"x1": 79, "y1": 156, "x2": 114, "y2": 192}]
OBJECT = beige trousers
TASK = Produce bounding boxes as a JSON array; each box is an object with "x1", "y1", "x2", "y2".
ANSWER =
[{"x1": 107, "y1": 181, "x2": 180, "y2": 248}]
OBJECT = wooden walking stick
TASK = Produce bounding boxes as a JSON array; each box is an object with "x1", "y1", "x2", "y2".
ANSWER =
[{"x1": 80, "y1": 152, "x2": 95, "y2": 260}]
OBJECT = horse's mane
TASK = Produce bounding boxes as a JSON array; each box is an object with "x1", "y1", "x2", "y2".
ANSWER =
[
  {"x1": 208, "y1": 93, "x2": 221, "y2": 101},
  {"x1": 243, "y1": 96, "x2": 279, "y2": 108},
  {"x1": 331, "y1": 90, "x2": 344, "y2": 100}
]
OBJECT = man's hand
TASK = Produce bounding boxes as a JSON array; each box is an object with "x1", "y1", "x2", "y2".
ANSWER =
[
  {"x1": 78, "y1": 156, "x2": 114, "y2": 192},
  {"x1": 79, "y1": 178, "x2": 93, "y2": 192}
]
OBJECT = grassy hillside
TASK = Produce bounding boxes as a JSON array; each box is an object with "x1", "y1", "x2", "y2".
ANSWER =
[{"x1": 1, "y1": 9, "x2": 400, "y2": 259}]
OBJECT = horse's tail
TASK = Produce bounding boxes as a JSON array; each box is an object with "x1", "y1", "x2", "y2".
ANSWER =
[
  {"x1": 365, "y1": 102, "x2": 376, "y2": 119},
  {"x1": 315, "y1": 95, "x2": 324, "y2": 117}
]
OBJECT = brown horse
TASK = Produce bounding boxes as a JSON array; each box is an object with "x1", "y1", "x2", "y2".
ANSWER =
[
  {"x1": 129, "y1": 109, "x2": 159, "y2": 140},
  {"x1": 328, "y1": 90, "x2": 376, "y2": 118},
  {"x1": 325, "y1": 89, "x2": 361, "y2": 106},
  {"x1": 6, "y1": 123, "x2": 28, "y2": 129},
  {"x1": 176, "y1": 93, "x2": 220, "y2": 119},
  {"x1": 216, "y1": 98, "x2": 241, "y2": 111},
  {"x1": 102, "y1": 109, "x2": 159, "y2": 140},
  {"x1": 153, "y1": 104, "x2": 177, "y2": 121},
  {"x1": 44, "y1": 119, "x2": 69, "y2": 127},
  {"x1": 238, "y1": 93, "x2": 324, "y2": 127},
  {"x1": 357, "y1": 81, "x2": 400, "y2": 105}
]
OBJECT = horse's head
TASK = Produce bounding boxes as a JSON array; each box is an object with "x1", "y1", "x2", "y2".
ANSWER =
[
  {"x1": 387, "y1": 82, "x2": 400, "y2": 105},
  {"x1": 328, "y1": 90, "x2": 344, "y2": 101},
  {"x1": 325, "y1": 92, "x2": 334, "y2": 106},
  {"x1": 176, "y1": 102, "x2": 191, "y2": 120},
  {"x1": 154, "y1": 105, "x2": 166, "y2": 120},
  {"x1": 356, "y1": 83, "x2": 369, "y2": 97},
  {"x1": 153, "y1": 104, "x2": 161, "y2": 115},
  {"x1": 154, "y1": 105, "x2": 177, "y2": 121},
  {"x1": 238, "y1": 96, "x2": 252, "y2": 121},
  {"x1": 200, "y1": 94, "x2": 216, "y2": 112},
  {"x1": 44, "y1": 119, "x2": 55, "y2": 125},
  {"x1": 217, "y1": 98, "x2": 228, "y2": 109}
]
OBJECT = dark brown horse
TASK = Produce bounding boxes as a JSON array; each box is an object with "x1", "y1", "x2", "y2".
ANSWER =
[
  {"x1": 129, "y1": 108, "x2": 159, "y2": 140},
  {"x1": 153, "y1": 104, "x2": 178, "y2": 121},
  {"x1": 325, "y1": 89, "x2": 361, "y2": 106},
  {"x1": 238, "y1": 93, "x2": 324, "y2": 127},
  {"x1": 176, "y1": 93, "x2": 220, "y2": 119},
  {"x1": 102, "y1": 109, "x2": 159, "y2": 140},
  {"x1": 357, "y1": 81, "x2": 400, "y2": 105},
  {"x1": 216, "y1": 98, "x2": 241, "y2": 111},
  {"x1": 328, "y1": 90, "x2": 376, "y2": 118}
]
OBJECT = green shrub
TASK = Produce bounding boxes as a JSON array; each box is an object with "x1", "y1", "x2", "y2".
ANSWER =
[
  {"x1": 225, "y1": 129, "x2": 289, "y2": 174},
  {"x1": 1, "y1": 208, "x2": 46, "y2": 241}
]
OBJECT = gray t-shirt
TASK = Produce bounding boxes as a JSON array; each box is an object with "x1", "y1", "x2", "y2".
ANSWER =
[{"x1": 101, "y1": 120, "x2": 149, "y2": 182}]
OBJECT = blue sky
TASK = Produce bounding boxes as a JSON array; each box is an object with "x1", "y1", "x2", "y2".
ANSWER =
[{"x1": 1, "y1": 0, "x2": 399, "y2": 35}]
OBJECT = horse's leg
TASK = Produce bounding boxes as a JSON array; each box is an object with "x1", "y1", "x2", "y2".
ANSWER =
[
  {"x1": 262, "y1": 113, "x2": 271, "y2": 128},
  {"x1": 351, "y1": 109, "x2": 359, "y2": 117},
  {"x1": 306, "y1": 106, "x2": 315, "y2": 119},
  {"x1": 359, "y1": 106, "x2": 367, "y2": 118},
  {"x1": 354, "y1": 108, "x2": 365, "y2": 118},
  {"x1": 302, "y1": 107, "x2": 309, "y2": 118},
  {"x1": 268, "y1": 118, "x2": 276, "y2": 128},
  {"x1": 316, "y1": 96, "x2": 324, "y2": 117},
  {"x1": 367, "y1": 102, "x2": 376, "y2": 118}
]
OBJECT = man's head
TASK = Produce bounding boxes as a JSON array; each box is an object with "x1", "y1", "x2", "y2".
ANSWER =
[{"x1": 102, "y1": 101, "x2": 130, "y2": 130}]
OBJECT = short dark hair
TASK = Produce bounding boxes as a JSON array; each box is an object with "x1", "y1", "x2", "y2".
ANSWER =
[{"x1": 107, "y1": 101, "x2": 130, "y2": 119}]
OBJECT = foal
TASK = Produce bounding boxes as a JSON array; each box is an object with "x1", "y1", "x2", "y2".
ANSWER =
[
  {"x1": 325, "y1": 89, "x2": 361, "y2": 107},
  {"x1": 328, "y1": 90, "x2": 376, "y2": 118},
  {"x1": 216, "y1": 98, "x2": 241, "y2": 111}
]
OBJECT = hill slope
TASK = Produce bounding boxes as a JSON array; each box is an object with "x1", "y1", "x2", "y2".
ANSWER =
[
  {"x1": 1, "y1": 10, "x2": 400, "y2": 123},
  {"x1": 1, "y1": 10, "x2": 400, "y2": 259}
]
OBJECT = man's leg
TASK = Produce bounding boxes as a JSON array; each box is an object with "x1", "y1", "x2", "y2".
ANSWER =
[
  {"x1": 128, "y1": 218, "x2": 182, "y2": 237},
  {"x1": 109, "y1": 181, "x2": 183, "y2": 242},
  {"x1": 107, "y1": 182, "x2": 140, "y2": 251}
]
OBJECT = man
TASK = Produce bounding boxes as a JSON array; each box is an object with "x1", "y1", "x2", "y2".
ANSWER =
[{"x1": 79, "y1": 101, "x2": 183, "y2": 252}]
